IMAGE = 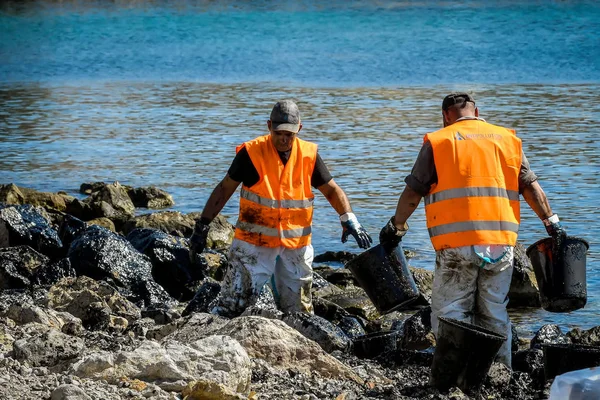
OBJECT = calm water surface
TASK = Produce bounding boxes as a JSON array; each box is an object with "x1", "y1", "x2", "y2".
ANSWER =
[{"x1": 1, "y1": 1, "x2": 599, "y2": 336}]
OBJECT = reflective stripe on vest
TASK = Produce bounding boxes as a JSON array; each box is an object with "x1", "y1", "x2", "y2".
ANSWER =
[
  {"x1": 236, "y1": 221, "x2": 312, "y2": 238},
  {"x1": 424, "y1": 187, "x2": 520, "y2": 206},
  {"x1": 424, "y1": 119, "x2": 522, "y2": 250},
  {"x1": 234, "y1": 134, "x2": 317, "y2": 248},
  {"x1": 428, "y1": 221, "x2": 520, "y2": 238},
  {"x1": 240, "y1": 188, "x2": 314, "y2": 209}
]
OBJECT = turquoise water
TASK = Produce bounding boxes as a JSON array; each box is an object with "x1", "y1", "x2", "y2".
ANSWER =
[{"x1": 1, "y1": 1, "x2": 599, "y2": 336}]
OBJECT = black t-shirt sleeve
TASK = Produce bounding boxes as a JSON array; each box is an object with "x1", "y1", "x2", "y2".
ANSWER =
[
  {"x1": 311, "y1": 153, "x2": 333, "y2": 188},
  {"x1": 227, "y1": 147, "x2": 260, "y2": 187},
  {"x1": 404, "y1": 141, "x2": 437, "y2": 196}
]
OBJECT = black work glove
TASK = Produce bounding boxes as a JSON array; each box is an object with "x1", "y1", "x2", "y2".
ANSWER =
[
  {"x1": 189, "y1": 219, "x2": 210, "y2": 263},
  {"x1": 340, "y1": 212, "x2": 373, "y2": 249},
  {"x1": 379, "y1": 216, "x2": 409, "y2": 247},
  {"x1": 543, "y1": 214, "x2": 566, "y2": 238}
]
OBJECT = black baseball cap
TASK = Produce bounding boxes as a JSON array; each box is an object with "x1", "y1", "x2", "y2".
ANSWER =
[
  {"x1": 270, "y1": 100, "x2": 301, "y2": 133},
  {"x1": 442, "y1": 93, "x2": 476, "y2": 111}
]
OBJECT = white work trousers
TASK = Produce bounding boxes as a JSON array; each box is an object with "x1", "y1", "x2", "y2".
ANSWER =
[
  {"x1": 430, "y1": 245, "x2": 514, "y2": 367},
  {"x1": 212, "y1": 239, "x2": 314, "y2": 317}
]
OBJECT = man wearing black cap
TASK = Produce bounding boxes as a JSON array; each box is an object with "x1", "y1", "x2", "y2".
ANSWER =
[
  {"x1": 190, "y1": 99, "x2": 372, "y2": 317},
  {"x1": 379, "y1": 92, "x2": 565, "y2": 367}
]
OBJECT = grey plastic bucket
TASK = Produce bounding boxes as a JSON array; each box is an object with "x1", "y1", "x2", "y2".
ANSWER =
[
  {"x1": 345, "y1": 243, "x2": 419, "y2": 314},
  {"x1": 526, "y1": 236, "x2": 589, "y2": 313},
  {"x1": 430, "y1": 317, "x2": 507, "y2": 395}
]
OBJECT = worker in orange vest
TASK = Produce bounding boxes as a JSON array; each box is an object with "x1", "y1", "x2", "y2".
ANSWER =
[
  {"x1": 379, "y1": 93, "x2": 565, "y2": 367},
  {"x1": 190, "y1": 100, "x2": 372, "y2": 317}
]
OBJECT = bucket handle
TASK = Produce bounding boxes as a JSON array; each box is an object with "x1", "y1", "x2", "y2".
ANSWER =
[{"x1": 551, "y1": 231, "x2": 568, "y2": 276}]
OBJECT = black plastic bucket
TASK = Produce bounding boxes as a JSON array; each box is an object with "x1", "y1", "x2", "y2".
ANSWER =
[
  {"x1": 543, "y1": 343, "x2": 600, "y2": 380},
  {"x1": 526, "y1": 236, "x2": 589, "y2": 313},
  {"x1": 353, "y1": 330, "x2": 399, "y2": 359},
  {"x1": 345, "y1": 244, "x2": 420, "y2": 314},
  {"x1": 430, "y1": 317, "x2": 507, "y2": 394}
]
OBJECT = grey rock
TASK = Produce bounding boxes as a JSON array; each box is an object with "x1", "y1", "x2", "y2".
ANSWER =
[
  {"x1": 13, "y1": 329, "x2": 85, "y2": 367},
  {"x1": 83, "y1": 182, "x2": 135, "y2": 226},
  {"x1": 51, "y1": 384, "x2": 92, "y2": 400},
  {"x1": 282, "y1": 311, "x2": 351, "y2": 353},
  {"x1": 567, "y1": 326, "x2": 600, "y2": 346},
  {"x1": 126, "y1": 186, "x2": 174, "y2": 209}
]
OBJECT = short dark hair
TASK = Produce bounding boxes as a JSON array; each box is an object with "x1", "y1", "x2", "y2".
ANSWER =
[{"x1": 442, "y1": 93, "x2": 475, "y2": 111}]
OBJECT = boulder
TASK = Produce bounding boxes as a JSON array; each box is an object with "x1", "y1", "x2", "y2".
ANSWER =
[
  {"x1": 323, "y1": 288, "x2": 379, "y2": 321},
  {"x1": 0, "y1": 325, "x2": 15, "y2": 354},
  {"x1": 312, "y1": 297, "x2": 350, "y2": 324},
  {"x1": 182, "y1": 380, "x2": 246, "y2": 400},
  {"x1": 182, "y1": 278, "x2": 222, "y2": 316},
  {"x1": 80, "y1": 182, "x2": 175, "y2": 210},
  {"x1": 0, "y1": 245, "x2": 49, "y2": 289},
  {"x1": 67, "y1": 225, "x2": 173, "y2": 308},
  {"x1": 282, "y1": 312, "x2": 350, "y2": 353},
  {"x1": 127, "y1": 228, "x2": 203, "y2": 301},
  {"x1": 204, "y1": 214, "x2": 235, "y2": 250},
  {"x1": 317, "y1": 267, "x2": 357, "y2": 288},
  {"x1": 58, "y1": 215, "x2": 88, "y2": 250},
  {"x1": 399, "y1": 307, "x2": 435, "y2": 350},
  {"x1": 530, "y1": 324, "x2": 571, "y2": 349},
  {"x1": 48, "y1": 276, "x2": 141, "y2": 330},
  {"x1": 13, "y1": 329, "x2": 85, "y2": 367},
  {"x1": 0, "y1": 204, "x2": 64, "y2": 259},
  {"x1": 79, "y1": 182, "x2": 107, "y2": 195},
  {"x1": 126, "y1": 186, "x2": 175, "y2": 209},
  {"x1": 121, "y1": 211, "x2": 195, "y2": 238},
  {"x1": 486, "y1": 362, "x2": 512, "y2": 388},
  {"x1": 512, "y1": 348, "x2": 545, "y2": 388},
  {"x1": 0, "y1": 184, "x2": 81, "y2": 215},
  {"x1": 567, "y1": 326, "x2": 600, "y2": 346},
  {"x1": 86, "y1": 217, "x2": 115, "y2": 232},
  {"x1": 336, "y1": 316, "x2": 366, "y2": 339},
  {"x1": 121, "y1": 212, "x2": 233, "y2": 247},
  {"x1": 508, "y1": 242, "x2": 541, "y2": 308},
  {"x1": 32, "y1": 258, "x2": 77, "y2": 286},
  {"x1": 311, "y1": 271, "x2": 344, "y2": 298},
  {"x1": 409, "y1": 267, "x2": 433, "y2": 306},
  {"x1": 83, "y1": 182, "x2": 135, "y2": 226},
  {"x1": 199, "y1": 250, "x2": 228, "y2": 281},
  {"x1": 164, "y1": 313, "x2": 229, "y2": 344},
  {"x1": 0, "y1": 183, "x2": 25, "y2": 205},
  {"x1": 140, "y1": 304, "x2": 180, "y2": 325},
  {"x1": 5, "y1": 303, "x2": 66, "y2": 329},
  {"x1": 213, "y1": 316, "x2": 363, "y2": 383},
  {"x1": 50, "y1": 384, "x2": 92, "y2": 400},
  {"x1": 313, "y1": 251, "x2": 356, "y2": 264},
  {"x1": 71, "y1": 336, "x2": 251, "y2": 394}
]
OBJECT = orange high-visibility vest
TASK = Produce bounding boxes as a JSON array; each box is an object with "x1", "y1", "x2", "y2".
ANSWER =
[
  {"x1": 234, "y1": 134, "x2": 317, "y2": 248},
  {"x1": 424, "y1": 119, "x2": 522, "y2": 251}
]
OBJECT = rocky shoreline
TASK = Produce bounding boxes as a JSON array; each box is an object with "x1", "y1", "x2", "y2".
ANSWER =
[{"x1": 0, "y1": 182, "x2": 598, "y2": 400}]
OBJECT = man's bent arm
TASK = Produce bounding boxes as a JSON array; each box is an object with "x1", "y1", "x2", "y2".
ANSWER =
[
  {"x1": 394, "y1": 185, "x2": 423, "y2": 226},
  {"x1": 317, "y1": 179, "x2": 353, "y2": 215},
  {"x1": 522, "y1": 180, "x2": 553, "y2": 220},
  {"x1": 200, "y1": 174, "x2": 241, "y2": 222}
]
